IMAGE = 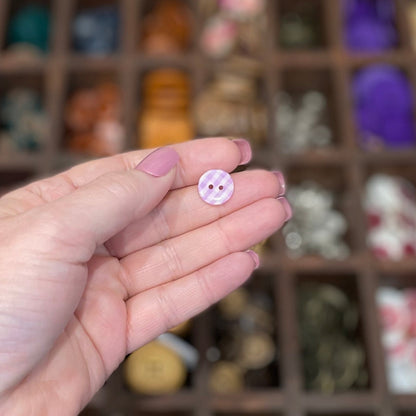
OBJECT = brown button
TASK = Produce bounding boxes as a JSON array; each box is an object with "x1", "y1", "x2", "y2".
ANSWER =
[
  {"x1": 124, "y1": 341, "x2": 186, "y2": 395},
  {"x1": 65, "y1": 88, "x2": 99, "y2": 133},
  {"x1": 140, "y1": 0, "x2": 192, "y2": 53}
]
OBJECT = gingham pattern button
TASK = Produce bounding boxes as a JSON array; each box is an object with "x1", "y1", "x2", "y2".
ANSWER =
[{"x1": 198, "y1": 169, "x2": 234, "y2": 205}]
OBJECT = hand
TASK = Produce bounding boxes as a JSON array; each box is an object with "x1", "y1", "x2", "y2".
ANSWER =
[{"x1": 0, "y1": 138, "x2": 289, "y2": 415}]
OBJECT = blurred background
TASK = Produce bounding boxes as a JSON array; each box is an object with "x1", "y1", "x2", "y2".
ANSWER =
[{"x1": 1, "y1": 0, "x2": 416, "y2": 415}]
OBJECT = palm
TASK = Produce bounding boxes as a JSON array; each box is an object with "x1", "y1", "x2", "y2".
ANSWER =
[{"x1": 0, "y1": 139, "x2": 286, "y2": 414}]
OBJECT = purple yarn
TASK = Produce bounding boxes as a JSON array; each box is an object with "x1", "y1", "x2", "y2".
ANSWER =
[
  {"x1": 353, "y1": 65, "x2": 416, "y2": 149},
  {"x1": 346, "y1": 18, "x2": 397, "y2": 51},
  {"x1": 344, "y1": 0, "x2": 397, "y2": 51}
]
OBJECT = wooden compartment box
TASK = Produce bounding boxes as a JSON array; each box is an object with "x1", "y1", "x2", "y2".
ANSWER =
[{"x1": 1, "y1": 1, "x2": 416, "y2": 415}]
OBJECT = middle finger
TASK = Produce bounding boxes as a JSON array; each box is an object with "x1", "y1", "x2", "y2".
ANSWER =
[
  {"x1": 118, "y1": 196, "x2": 289, "y2": 298},
  {"x1": 107, "y1": 170, "x2": 285, "y2": 258}
]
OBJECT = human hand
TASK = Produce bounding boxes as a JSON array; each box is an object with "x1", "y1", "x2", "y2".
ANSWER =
[{"x1": 0, "y1": 138, "x2": 290, "y2": 415}]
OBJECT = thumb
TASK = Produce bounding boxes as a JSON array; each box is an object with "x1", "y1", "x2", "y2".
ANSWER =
[{"x1": 33, "y1": 147, "x2": 180, "y2": 256}]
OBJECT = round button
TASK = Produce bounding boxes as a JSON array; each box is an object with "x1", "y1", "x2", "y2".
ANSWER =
[
  {"x1": 198, "y1": 169, "x2": 234, "y2": 205},
  {"x1": 124, "y1": 341, "x2": 186, "y2": 395}
]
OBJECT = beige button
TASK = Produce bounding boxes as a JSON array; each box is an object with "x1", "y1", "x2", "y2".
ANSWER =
[
  {"x1": 237, "y1": 332, "x2": 275, "y2": 370},
  {"x1": 209, "y1": 361, "x2": 244, "y2": 393},
  {"x1": 218, "y1": 287, "x2": 249, "y2": 320},
  {"x1": 124, "y1": 341, "x2": 186, "y2": 395}
]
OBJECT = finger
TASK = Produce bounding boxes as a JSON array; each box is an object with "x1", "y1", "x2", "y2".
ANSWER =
[
  {"x1": 0, "y1": 138, "x2": 249, "y2": 217},
  {"x1": 108, "y1": 170, "x2": 284, "y2": 258},
  {"x1": 22, "y1": 147, "x2": 181, "y2": 258},
  {"x1": 125, "y1": 250, "x2": 258, "y2": 352},
  {"x1": 120, "y1": 197, "x2": 289, "y2": 297}
]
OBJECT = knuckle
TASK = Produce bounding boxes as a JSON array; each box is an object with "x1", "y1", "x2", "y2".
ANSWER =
[
  {"x1": 155, "y1": 285, "x2": 180, "y2": 330},
  {"x1": 160, "y1": 240, "x2": 184, "y2": 281},
  {"x1": 97, "y1": 172, "x2": 141, "y2": 200},
  {"x1": 195, "y1": 269, "x2": 217, "y2": 305},
  {"x1": 150, "y1": 205, "x2": 171, "y2": 243},
  {"x1": 216, "y1": 220, "x2": 235, "y2": 254}
]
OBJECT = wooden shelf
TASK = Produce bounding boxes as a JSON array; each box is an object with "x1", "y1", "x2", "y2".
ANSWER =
[{"x1": 1, "y1": 0, "x2": 416, "y2": 415}]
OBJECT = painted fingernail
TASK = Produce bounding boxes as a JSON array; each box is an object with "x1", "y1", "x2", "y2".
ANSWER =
[
  {"x1": 198, "y1": 169, "x2": 234, "y2": 205},
  {"x1": 272, "y1": 171, "x2": 286, "y2": 196},
  {"x1": 278, "y1": 197, "x2": 293, "y2": 222},
  {"x1": 231, "y1": 138, "x2": 252, "y2": 165},
  {"x1": 135, "y1": 147, "x2": 179, "y2": 177},
  {"x1": 246, "y1": 250, "x2": 260, "y2": 270}
]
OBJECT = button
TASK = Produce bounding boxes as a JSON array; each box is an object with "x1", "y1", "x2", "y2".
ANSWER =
[
  {"x1": 124, "y1": 341, "x2": 186, "y2": 395},
  {"x1": 209, "y1": 361, "x2": 244, "y2": 393},
  {"x1": 198, "y1": 169, "x2": 234, "y2": 205},
  {"x1": 236, "y1": 332, "x2": 275, "y2": 370}
]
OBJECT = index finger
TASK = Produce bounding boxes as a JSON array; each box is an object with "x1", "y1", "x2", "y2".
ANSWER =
[
  {"x1": 0, "y1": 137, "x2": 251, "y2": 216},
  {"x1": 66, "y1": 137, "x2": 250, "y2": 188}
]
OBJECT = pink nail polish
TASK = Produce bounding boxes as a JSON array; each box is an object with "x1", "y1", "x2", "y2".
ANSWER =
[
  {"x1": 232, "y1": 138, "x2": 252, "y2": 165},
  {"x1": 246, "y1": 250, "x2": 260, "y2": 269},
  {"x1": 278, "y1": 197, "x2": 293, "y2": 222},
  {"x1": 272, "y1": 171, "x2": 286, "y2": 196},
  {"x1": 135, "y1": 147, "x2": 179, "y2": 177}
]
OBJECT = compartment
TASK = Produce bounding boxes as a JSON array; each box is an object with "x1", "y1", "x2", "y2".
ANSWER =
[
  {"x1": 139, "y1": 0, "x2": 195, "y2": 55},
  {"x1": 278, "y1": 0, "x2": 327, "y2": 50},
  {"x1": 63, "y1": 69, "x2": 125, "y2": 156},
  {"x1": 362, "y1": 163, "x2": 416, "y2": 261},
  {"x1": 343, "y1": 0, "x2": 400, "y2": 53},
  {"x1": 282, "y1": 165, "x2": 353, "y2": 260},
  {"x1": 277, "y1": 69, "x2": 343, "y2": 153},
  {"x1": 121, "y1": 319, "x2": 196, "y2": 397},
  {"x1": 350, "y1": 65, "x2": 416, "y2": 151},
  {"x1": 296, "y1": 273, "x2": 371, "y2": 393},
  {"x1": 0, "y1": 73, "x2": 49, "y2": 154},
  {"x1": 71, "y1": 0, "x2": 120, "y2": 55},
  {"x1": 198, "y1": 0, "x2": 267, "y2": 60},
  {"x1": 3, "y1": 0, "x2": 52, "y2": 57},
  {"x1": 377, "y1": 274, "x2": 416, "y2": 394},
  {"x1": 136, "y1": 66, "x2": 194, "y2": 149},
  {"x1": 207, "y1": 270, "x2": 280, "y2": 392},
  {"x1": 194, "y1": 64, "x2": 268, "y2": 149}
]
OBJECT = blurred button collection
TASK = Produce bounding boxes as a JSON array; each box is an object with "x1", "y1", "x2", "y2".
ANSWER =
[
  {"x1": 65, "y1": 81, "x2": 124, "y2": 156},
  {"x1": 283, "y1": 182, "x2": 349, "y2": 260},
  {"x1": 298, "y1": 282, "x2": 368, "y2": 393},
  {"x1": 378, "y1": 286, "x2": 416, "y2": 393},
  {"x1": 2, "y1": 0, "x2": 416, "y2": 413},
  {"x1": 208, "y1": 283, "x2": 279, "y2": 392}
]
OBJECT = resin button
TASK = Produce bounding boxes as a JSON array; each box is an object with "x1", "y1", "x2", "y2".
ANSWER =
[{"x1": 198, "y1": 169, "x2": 234, "y2": 205}]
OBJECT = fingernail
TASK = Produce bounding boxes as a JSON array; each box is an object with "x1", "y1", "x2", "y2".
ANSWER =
[
  {"x1": 278, "y1": 197, "x2": 293, "y2": 222},
  {"x1": 232, "y1": 138, "x2": 252, "y2": 165},
  {"x1": 272, "y1": 171, "x2": 286, "y2": 196},
  {"x1": 135, "y1": 147, "x2": 179, "y2": 177},
  {"x1": 246, "y1": 250, "x2": 260, "y2": 270}
]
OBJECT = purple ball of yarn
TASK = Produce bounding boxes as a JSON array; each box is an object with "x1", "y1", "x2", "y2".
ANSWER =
[
  {"x1": 346, "y1": 18, "x2": 397, "y2": 51},
  {"x1": 352, "y1": 65, "x2": 416, "y2": 149},
  {"x1": 344, "y1": 0, "x2": 397, "y2": 51}
]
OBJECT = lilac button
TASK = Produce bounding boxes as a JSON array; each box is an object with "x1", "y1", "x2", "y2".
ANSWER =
[{"x1": 198, "y1": 169, "x2": 234, "y2": 205}]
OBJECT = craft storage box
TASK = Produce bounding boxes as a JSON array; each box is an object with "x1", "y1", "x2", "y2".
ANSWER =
[{"x1": 1, "y1": 1, "x2": 416, "y2": 416}]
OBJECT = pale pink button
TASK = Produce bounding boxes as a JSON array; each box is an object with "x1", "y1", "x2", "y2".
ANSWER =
[{"x1": 198, "y1": 169, "x2": 234, "y2": 205}]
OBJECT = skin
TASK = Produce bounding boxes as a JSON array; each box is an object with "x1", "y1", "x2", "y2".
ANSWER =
[{"x1": 0, "y1": 138, "x2": 286, "y2": 415}]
